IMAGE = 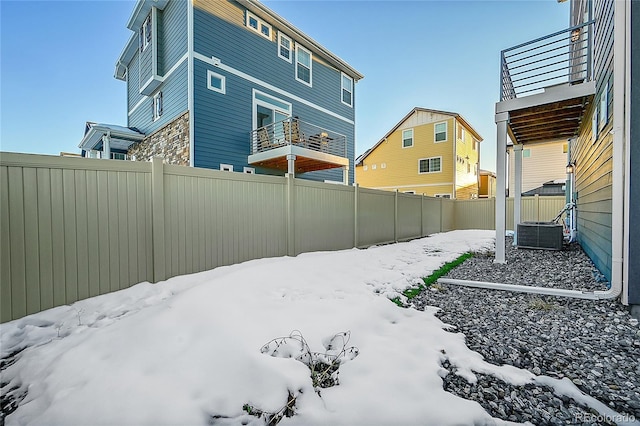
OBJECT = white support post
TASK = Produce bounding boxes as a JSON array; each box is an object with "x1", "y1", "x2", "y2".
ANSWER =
[
  {"x1": 495, "y1": 112, "x2": 509, "y2": 264},
  {"x1": 343, "y1": 165, "x2": 349, "y2": 185},
  {"x1": 102, "y1": 133, "x2": 111, "y2": 160},
  {"x1": 287, "y1": 154, "x2": 296, "y2": 177},
  {"x1": 513, "y1": 144, "x2": 523, "y2": 245}
]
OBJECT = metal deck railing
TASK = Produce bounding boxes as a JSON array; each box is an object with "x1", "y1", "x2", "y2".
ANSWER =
[
  {"x1": 250, "y1": 118, "x2": 347, "y2": 158},
  {"x1": 500, "y1": 20, "x2": 594, "y2": 101}
]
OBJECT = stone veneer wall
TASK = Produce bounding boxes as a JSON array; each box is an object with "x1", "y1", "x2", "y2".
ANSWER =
[{"x1": 128, "y1": 111, "x2": 190, "y2": 165}]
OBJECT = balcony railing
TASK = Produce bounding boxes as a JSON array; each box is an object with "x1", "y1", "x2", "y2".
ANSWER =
[
  {"x1": 250, "y1": 118, "x2": 347, "y2": 159},
  {"x1": 500, "y1": 20, "x2": 594, "y2": 101}
]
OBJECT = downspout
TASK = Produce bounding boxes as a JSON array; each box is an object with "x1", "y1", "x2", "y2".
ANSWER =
[
  {"x1": 440, "y1": 2, "x2": 626, "y2": 302},
  {"x1": 608, "y1": 0, "x2": 627, "y2": 302}
]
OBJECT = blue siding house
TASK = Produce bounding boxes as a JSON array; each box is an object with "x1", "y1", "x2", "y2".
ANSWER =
[{"x1": 79, "y1": 0, "x2": 363, "y2": 184}]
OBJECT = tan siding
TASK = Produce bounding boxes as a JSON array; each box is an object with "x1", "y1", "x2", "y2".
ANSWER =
[
  {"x1": 508, "y1": 140, "x2": 568, "y2": 194},
  {"x1": 356, "y1": 116, "x2": 456, "y2": 196}
]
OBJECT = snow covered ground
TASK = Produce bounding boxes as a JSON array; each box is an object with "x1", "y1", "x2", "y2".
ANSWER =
[{"x1": 0, "y1": 230, "x2": 618, "y2": 425}]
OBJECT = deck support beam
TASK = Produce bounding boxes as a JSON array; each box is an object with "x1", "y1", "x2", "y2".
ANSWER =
[
  {"x1": 495, "y1": 112, "x2": 509, "y2": 264},
  {"x1": 513, "y1": 144, "x2": 523, "y2": 245}
]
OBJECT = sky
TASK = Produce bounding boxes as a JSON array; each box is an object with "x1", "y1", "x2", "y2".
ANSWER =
[
  {"x1": 0, "y1": 0, "x2": 570, "y2": 172},
  {"x1": 1, "y1": 230, "x2": 624, "y2": 425}
]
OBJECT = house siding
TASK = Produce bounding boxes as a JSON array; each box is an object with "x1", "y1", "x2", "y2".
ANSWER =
[
  {"x1": 159, "y1": 0, "x2": 188, "y2": 75},
  {"x1": 454, "y1": 119, "x2": 480, "y2": 199},
  {"x1": 355, "y1": 116, "x2": 457, "y2": 197},
  {"x1": 129, "y1": 60, "x2": 189, "y2": 135},
  {"x1": 127, "y1": 49, "x2": 143, "y2": 118},
  {"x1": 139, "y1": 36, "x2": 154, "y2": 89},
  {"x1": 573, "y1": 100, "x2": 613, "y2": 280},
  {"x1": 568, "y1": 0, "x2": 616, "y2": 282},
  {"x1": 508, "y1": 140, "x2": 568, "y2": 194},
  {"x1": 191, "y1": 0, "x2": 355, "y2": 182}
]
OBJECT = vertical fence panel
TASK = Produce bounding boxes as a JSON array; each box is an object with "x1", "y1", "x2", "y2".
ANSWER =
[
  {"x1": 75, "y1": 170, "x2": 90, "y2": 302},
  {"x1": 396, "y1": 193, "x2": 422, "y2": 240},
  {"x1": 36, "y1": 168, "x2": 54, "y2": 310},
  {"x1": 454, "y1": 198, "x2": 496, "y2": 230},
  {"x1": 1, "y1": 167, "x2": 12, "y2": 322},
  {"x1": 23, "y1": 168, "x2": 41, "y2": 315},
  {"x1": 357, "y1": 188, "x2": 395, "y2": 246},
  {"x1": 295, "y1": 181, "x2": 355, "y2": 254},
  {"x1": 7, "y1": 166, "x2": 27, "y2": 319},
  {"x1": 422, "y1": 197, "x2": 442, "y2": 236},
  {"x1": 85, "y1": 170, "x2": 100, "y2": 298},
  {"x1": 441, "y1": 199, "x2": 456, "y2": 231}
]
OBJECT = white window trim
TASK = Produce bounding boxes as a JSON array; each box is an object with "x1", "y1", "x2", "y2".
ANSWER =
[
  {"x1": 459, "y1": 126, "x2": 465, "y2": 142},
  {"x1": 252, "y1": 89, "x2": 292, "y2": 131},
  {"x1": 402, "y1": 129, "x2": 414, "y2": 148},
  {"x1": 278, "y1": 32, "x2": 292, "y2": 63},
  {"x1": 434, "y1": 121, "x2": 447, "y2": 143},
  {"x1": 434, "y1": 193, "x2": 451, "y2": 198},
  {"x1": 207, "y1": 70, "x2": 226, "y2": 94},
  {"x1": 220, "y1": 164, "x2": 233, "y2": 172},
  {"x1": 341, "y1": 72, "x2": 353, "y2": 107},
  {"x1": 295, "y1": 44, "x2": 312, "y2": 87},
  {"x1": 153, "y1": 91, "x2": 163, "y2": 121},
  {"x1": 140, "y1": 14, "x2": 152, "y2": 52},
  {"x1": 371, "y1": 164, "x2": 377, "y2": 170},
  {"x1": 363, "y1": 165, "x2": 368, "y2": 171},
  {"x1": 243, "y1": 167, "x2": 255, "y2": 174},
  {"x1": 246, "y1": 11, "x2": 271, "y2": 40},
  {"x1": 418, "y1": 156, "x2": 442, "y2": 174}
]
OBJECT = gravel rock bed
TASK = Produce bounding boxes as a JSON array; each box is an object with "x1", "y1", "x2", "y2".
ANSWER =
[{"x1": 413, "y1": 238, "x2": 640, "y2": 425}]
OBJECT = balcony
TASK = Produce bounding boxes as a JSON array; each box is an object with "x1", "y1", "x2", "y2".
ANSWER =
[
  {"x1": 496, "y1": 21, "x2": 596, "y2": 145},
  {"x1": 248, "y1": 118, "x2": 349, "y2": 176}
]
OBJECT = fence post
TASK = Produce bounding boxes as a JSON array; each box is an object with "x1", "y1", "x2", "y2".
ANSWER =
[
  {"x1": 394, "y1": 189, "x2": 398, "y2": 242},
  {"x1": 286, "y1": 173, "x2": 295, "y2": 257},
  {"x1": 151, "y1": 157, "x2": 166, "y2": 283},
  {"x1": 420, "y1": 194, "x2": 424, "y2": 237},
  {"x1": 535, "y1": 194, "x2": 540, "y2": 222},
  {"x1": 439, "y1": 197, "x2": 444, "y2": 232},
  {"x1": 354, "y1": 183, "x2": 359, "y2": 248}
]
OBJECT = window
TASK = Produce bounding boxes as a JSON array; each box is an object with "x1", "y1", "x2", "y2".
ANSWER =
[
  {"x1": 523, "y1": 149, "x2": 531, "y2": 158},
  {"x1": 341, "y1": 73, "x2": 353, "y2": 107},
  {"x1": 220, "y1": 164, "x2": 233, "y2": 172},
  {"x1": 404, "y1": 191, "x2": 416, "y2": 194},
  {"x1": 296, "y1": 44, "x2": 312, "y2": 86},
  {"x1": 435, "y1": 194, "x2": 451, "y2": 199},
  {"x1": 402, "y1": 129, "x2": 413, "y2": 148},
  {"x1": 111, "y1": 152, "x2": 128, "y2": 160},
  {"x1": 207, "y1": 70, "x2": 225, "y2": 94},
  {"x1": 458, "y1": 126, "x2": 465, "y2": 142},
  {"x1": 363, "y1": 165, "x2": 368, "y2": 171},
  {"x1": 592, "y1": 103, "x2": 599, "y2": 142},
  {"x1": 243, "y1": 167, "x2": 255, "y2": 174},
  {"x1": 381, "y1": 163, "x2": 386, "y2": 169},
  {"x1": 563, "y1": 143, "x2": 568, "y2": 153},
  {"x1": 278, "y1": 32, "x2": 292, "y2": 62},
  {"x1": 153, "y1": 91, "x2": 163, "y2": 121},
  {"x1": 371, "y1": 164, "x2": 377, "y2": 170},
  {"x1": 253, "y1": 90, "x2": 291, "y2": 130},
  {"x1": 139, "y1": 14, "x2": 152, "y2": 52},
  {"x1": 419, "y1": 157, "x2": 442, "y2": 173},
  {"x1": 246, "y1": 11, "x2": 271, "y2": 40},
  {"x1": 599, "y1": 81, "x2": 609, "y2": 130},
  {"x1": 434, "y1": 122, "x2": 447, "y2": 142}
]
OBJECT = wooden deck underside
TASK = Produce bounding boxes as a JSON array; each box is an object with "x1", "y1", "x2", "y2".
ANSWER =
[{"x1": 250, "y1": 155, "x2": 343, "y2": 173}]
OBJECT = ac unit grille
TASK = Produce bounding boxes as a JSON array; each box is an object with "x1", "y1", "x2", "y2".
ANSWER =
[{"x1": 517, "y1": 222, "x2": 563, "y2": 250}]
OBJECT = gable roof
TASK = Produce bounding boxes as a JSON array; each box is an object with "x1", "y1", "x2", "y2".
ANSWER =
[
  {"x1": 238, "y1": 0, "x2": 363, "y2": 81},
  {"x1": 356, "y1": 107, "x2": 483, "y2": 165},
  {"x1": 116, "y1": 0, "x2": 364, "y2": 82}
]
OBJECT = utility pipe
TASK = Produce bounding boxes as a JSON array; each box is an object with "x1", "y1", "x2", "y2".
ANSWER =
[
  {"x1": 437, "y1": 278, "x2": 600, "y2": 300},
  {"x1": 607, "y1": 0, "x2": 627, "y2": 302}
]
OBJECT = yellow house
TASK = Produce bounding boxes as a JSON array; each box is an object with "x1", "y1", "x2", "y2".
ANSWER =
[{"x1": 355, "y1": 107, "x2": 483, "y2": 199}]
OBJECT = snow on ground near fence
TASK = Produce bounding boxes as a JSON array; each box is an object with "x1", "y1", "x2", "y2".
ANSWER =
[{"x1": 0, "y1": 230, "x2": 612, "y2": 425}]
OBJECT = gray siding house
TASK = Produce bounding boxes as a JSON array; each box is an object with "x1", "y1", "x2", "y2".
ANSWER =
[
  {"x1": 494, "y1": 0, "x2": 638, "y2": 314},
  {"x1": 79, "y1": 0, "x2": 363, "y2": 184}
]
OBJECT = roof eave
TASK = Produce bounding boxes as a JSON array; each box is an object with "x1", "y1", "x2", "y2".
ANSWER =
[
  {"x1": 237, "y1": 0, "x2": 363, "y2": 81},
  {"x1": 115, "y1": 34, "x2": 138, "y2": 80}
]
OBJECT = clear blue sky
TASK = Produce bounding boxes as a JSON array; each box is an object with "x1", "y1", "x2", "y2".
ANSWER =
[{"x1": 1, "y1": 0, "x2": 570, "y2": 172}]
